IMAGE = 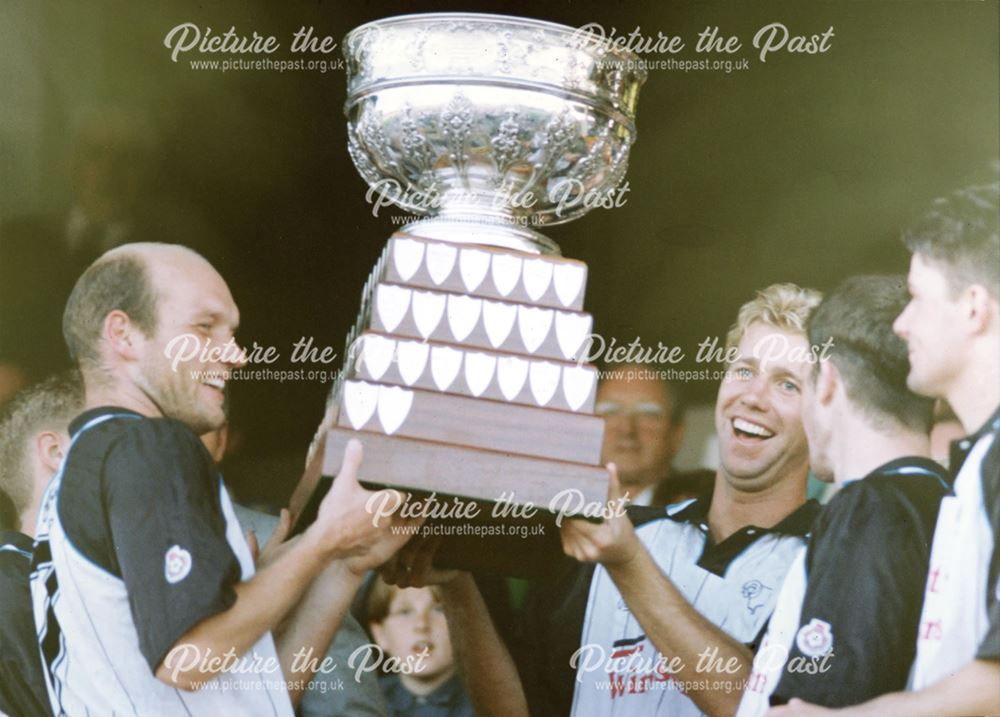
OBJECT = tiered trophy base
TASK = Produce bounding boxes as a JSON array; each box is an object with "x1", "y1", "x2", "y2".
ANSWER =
[{"x1": 288, "y1": 427, "x2": 607, "y2": 576}]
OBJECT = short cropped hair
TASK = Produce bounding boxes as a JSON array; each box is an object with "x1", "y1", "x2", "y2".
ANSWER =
[
  {"x1": 0, "y1": 371, "x2": 85, "y2": 521},
  {"x1": 62, "y1": 251, "x2": 159, "y2": 371},
  {"x1": 725, "y1": 283, "x2": 822, "y2": 354},
  {"x1": 904, "y1": 181, "x2": 1000, "y2": 298},
  {"x1": 808, "y1": 275, "x2": 933, "y2": 433}
]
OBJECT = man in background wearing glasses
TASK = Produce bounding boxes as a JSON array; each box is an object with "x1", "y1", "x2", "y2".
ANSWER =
[{"x1": 594, "y1": 364, "x2": 713, "y2": 507}]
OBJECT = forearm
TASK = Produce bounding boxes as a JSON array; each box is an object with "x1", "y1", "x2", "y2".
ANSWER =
[
  {"x1": 833, "y1": 660, "x2": 1000, "y2": 717},
  {"x1": 607, "y1": 548, "x2": 752, "y2": 717},
  {"x1": 442, "y1": 574, "x2": 529, "y2": 717},
  {"x1": 273, "y1": 560, "x2": 366, "y2": 706},
  {"x1": 156, "y1": 529, "x2": 328, "y2": 689}
]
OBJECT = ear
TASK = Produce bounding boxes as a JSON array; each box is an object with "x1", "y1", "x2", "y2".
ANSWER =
[
  {"x1": 35, "y1": 431, "x2": 67, "y2": 474},
  {"x1": 102, "y1": 310, "x2": 143, "y2": 361},
  {"x1": 964, "y1": 284, "x2": 997, "y2": 335},
  {"x1": 815, "y1": 359, "x2": 838, "y2": 407}
]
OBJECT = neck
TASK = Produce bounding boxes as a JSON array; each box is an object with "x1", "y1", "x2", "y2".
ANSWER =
[
  {"x1": 18, "y1": 508, "x2": 36, "y2": 537},
  {"x1": 706, "y1": 465, "x2": 808, "y2": 543},
  {"x1": 84, "y1": 374, "x2": 161, "y2": 418},
  {"x1": 21, "y1": 466, "x2": 53, "y2": 537},
  {"x1": 618, "y1": 463, "x2": 663, "y2": 502},
  {"x1": 831, "y1": 415, "x2": 930, "y2": 485},
  {"x1": 948, "y1": 352, "x2": 1000, "y2": 434},
  {"x1": 400, "y1": 667, "x2": 455, "y2": 697}
]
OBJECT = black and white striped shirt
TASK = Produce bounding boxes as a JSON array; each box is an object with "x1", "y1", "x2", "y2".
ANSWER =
[
  {"x1": 29, "y1": 408, "x2": 293, "y2": 715},
  {"x1": 910, "y1": 406, "x2": 1000, "y2": 688},
  {"x1": 570, "y1": 496, "x2": 818, "y2": 717},
  {"x1": 1, "y1": 529, "x2": 51, "y2": 717}
]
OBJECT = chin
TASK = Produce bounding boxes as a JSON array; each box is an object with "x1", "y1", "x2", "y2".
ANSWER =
[
  {"x1": 176, "y1": 408, "x2": 224, "y2": 435},
  {"x1": 906, "y1": 373, "x2": 942, "y2": 400},
  {"x1": 721, "y1": 458, "x2": 776, "y2": 486}
]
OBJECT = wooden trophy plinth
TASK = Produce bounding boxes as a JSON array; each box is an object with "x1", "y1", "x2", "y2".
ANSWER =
[{"x1": 289, "y1": 234, "x2": 608, "y2": 575}]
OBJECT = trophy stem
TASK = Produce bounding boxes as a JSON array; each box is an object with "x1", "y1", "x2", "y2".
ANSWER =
[{"x1": 398, "y1": 212, "x2": 561, "y2": 255}]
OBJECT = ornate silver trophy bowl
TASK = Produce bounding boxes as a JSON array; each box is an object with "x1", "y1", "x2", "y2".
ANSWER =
[{"x1": 344, "y1": 13, "x2": 647, "y2": 254}]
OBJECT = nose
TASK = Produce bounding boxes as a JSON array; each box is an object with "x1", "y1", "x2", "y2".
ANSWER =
[
  {"x1": 413, "y1": 608, "x2": 432, "y2": 632},
  {"x1": 225, "y1": 338, "x2": 249, "y2": 369},
  {"x1": 739, "y1": 373, "x2": 771, "y2": 411},
  {"x1": 617, "y1": 411, "x2": 640, "y2": 436}
]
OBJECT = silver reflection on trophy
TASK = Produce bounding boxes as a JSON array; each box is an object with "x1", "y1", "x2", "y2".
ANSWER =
[{"x1": 343, "y1": 13, "x2": 646, "y2": 255}]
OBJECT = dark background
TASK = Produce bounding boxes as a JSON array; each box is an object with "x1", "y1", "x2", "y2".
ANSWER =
[{"x1": 2, "y1": 0, "x2": 997, "y2": 505}]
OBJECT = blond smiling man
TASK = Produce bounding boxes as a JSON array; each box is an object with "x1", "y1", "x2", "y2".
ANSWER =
[{"x1": 386, "y1": 283, "x2": 825, "y2": 717}]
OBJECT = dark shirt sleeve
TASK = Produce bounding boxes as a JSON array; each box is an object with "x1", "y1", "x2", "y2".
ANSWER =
[
  {"x1": 103, "y1": 419, "x2": 241, "y2": 672},
  {"x1": 0, "y1": 553, "x2": 53, "y2": 717},
  {"x1": 977, "y1": 438, "x2": 1000, "y2": 660},
  {"x1": 772, "y1": 479, "x2": 942, "y2": 706}
]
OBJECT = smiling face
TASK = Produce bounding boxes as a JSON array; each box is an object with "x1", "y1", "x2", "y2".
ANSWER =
[
  {"x1": 131, "y1": 250, "x2": 244, "y2": 434},
  {"x1": 369, "y1": 587, "x2": 455, "y2": 685},
  {"x1": 715, "y1": 322, "x2": 811, "y2": 492},
  {"x1": 893, "y1": 253, "x2": 968, "y2": 400}
]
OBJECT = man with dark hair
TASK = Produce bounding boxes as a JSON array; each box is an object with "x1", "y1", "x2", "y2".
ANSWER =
[
  {"x1": 30, "y1": 242, "x2": 421, "y2": 714},
  {"x1": 770, "y1": 180, "x2": 999, "y2": 716},
  {"x1": 0, "y1": 371, "x2": 84, "y2": 717},
  {"x1": 735, "y1": 275, "x2": 949, "y2": 715}
]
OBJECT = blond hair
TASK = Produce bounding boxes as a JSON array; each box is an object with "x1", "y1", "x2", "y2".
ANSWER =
[
  {"x1": 725, "y1": 283, "x2": 822, "y2": 353},
  {"x1": 0, "y1": 371, "x2": 84, "y2": 521}
]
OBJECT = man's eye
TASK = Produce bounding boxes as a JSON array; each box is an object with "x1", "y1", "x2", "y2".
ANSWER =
[
  {"x1": 734, "y1": 367, "x2": 753, "y2": 379},
  {"x1": 781, "y1": 380, "x2": 799, "y2": 393}
]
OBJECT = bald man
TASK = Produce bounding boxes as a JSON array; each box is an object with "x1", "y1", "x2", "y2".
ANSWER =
[{"x1": 30, "y1": 243, "x2": 419, "y2": 715}]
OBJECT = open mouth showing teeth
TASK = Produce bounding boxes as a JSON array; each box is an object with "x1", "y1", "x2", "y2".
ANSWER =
[
  {"x1": 733, "y1": 417, "x2": 774, "y2": 439},
  {"x1": 202, "y1": 378, "x2": 226, "y2": 391}
]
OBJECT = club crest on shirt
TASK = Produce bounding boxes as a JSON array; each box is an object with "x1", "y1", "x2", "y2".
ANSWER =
[
  {"x1": 796, "y1": 618, "x2": 834, "y2": 657},
  {"x1": 165, "y1": 544, "x2": 192, "y2": 584},
  {"x1": 741, "y1": 579, "x2": 772, "y2": 614}
]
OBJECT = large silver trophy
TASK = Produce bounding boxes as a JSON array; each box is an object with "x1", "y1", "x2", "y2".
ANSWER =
[{"x1": 294, "y1": 13, "x2": 645, "y2": 573}]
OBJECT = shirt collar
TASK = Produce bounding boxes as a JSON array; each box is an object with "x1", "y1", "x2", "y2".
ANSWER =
[
  {"x1": 0, "y1": 530, "x2": 33, "y2": 554},
  {"x1": 949, "y1": 403, "x2": 1000, "y2": 472},
  {"x1": 659, "y1": 489, "x2": 819, "y2": 577},
  {"x1": 850, "y1": 456, "x2": 950, "y2": 487},
  {"x1": 69, "y1": 406, "x2": 144, "y2": 438},
  {"x1": 666, "y1": 489, "x2": 818, "y2": 539},
  {"x1": 383, "y1": 673, "x2": 465, "y2": 710},
  {"x1": 424, "y1": 674, "x2": 466, "y2": 707}
]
